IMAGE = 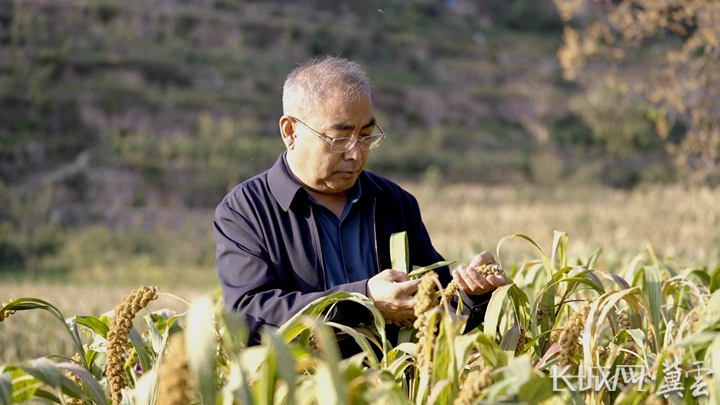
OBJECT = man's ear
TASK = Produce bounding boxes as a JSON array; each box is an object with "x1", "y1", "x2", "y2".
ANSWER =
[{"x1": 279, "y1": 116, "x2": 296, "y2": 150}]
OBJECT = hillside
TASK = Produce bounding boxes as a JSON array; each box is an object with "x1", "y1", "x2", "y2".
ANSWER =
[{"x1": 0, "y1": 0, "x2": 674, "y2": 235}]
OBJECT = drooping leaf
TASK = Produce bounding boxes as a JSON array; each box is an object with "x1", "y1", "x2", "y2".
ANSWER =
[
  {"x1": 75, "y1": 315, "x2": 110, "y2": 339},
  {"x1": 57, "y1": 362, "x2": 108, "y2": 405}
]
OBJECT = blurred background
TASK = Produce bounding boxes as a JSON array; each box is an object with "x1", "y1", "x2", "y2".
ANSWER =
[{"x1": 1, "y1": 0, "x2": 719, "y2": 335}]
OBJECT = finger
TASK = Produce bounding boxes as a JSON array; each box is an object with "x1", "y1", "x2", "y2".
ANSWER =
[
  {"x1": 400, "y1": 296, "x2": 418, "y2": 308},
  {"x1": 466, "y1": 255, "x2": 482, "y2": 271},
  {"x1": 466, "y1": 251, "x2": 495, "y2": 270},
  {"x1": 387, "y1": 269, "x2": 411, "y2": 282},
  {"x1": 486, "y1": 274, "x2": 508, "y2": 287},
  {"x1": 476, "y1": 251, "x2": 496, "y2": 266},
  {"x1": 460, "y1": 266, "x2": 491, "y2": 292},
  {"x1": 394, "y1": 279, "x2": 421, "y2": 296},
  {"x1": 453, "y1": 268, "x2": 471, "y2": 292}
]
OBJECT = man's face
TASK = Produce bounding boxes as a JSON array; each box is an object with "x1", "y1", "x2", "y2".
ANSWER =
[{"x1": 287, "y1": 90, "x2": 374, "y2": 195}]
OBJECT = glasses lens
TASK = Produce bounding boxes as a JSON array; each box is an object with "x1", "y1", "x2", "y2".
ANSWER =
[
  {"x1": 360, "y1": 134, "x2": 385, "y2": 150},
  {"x1": 329, "y1": 138, "x2": 356, "y2": 153}
]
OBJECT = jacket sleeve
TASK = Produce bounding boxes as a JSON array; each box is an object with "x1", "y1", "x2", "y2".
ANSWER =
[
  {"x1": 214, "y1": 201, "x2": 370, "y2": 344},
  {"x1": 404, "y1": 192, "x2": 492, "y2": 333}
]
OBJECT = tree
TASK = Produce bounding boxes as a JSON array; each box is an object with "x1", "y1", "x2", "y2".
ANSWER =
[{"x1": 553, "y1": 0, "x2": 720, "y2": 184}]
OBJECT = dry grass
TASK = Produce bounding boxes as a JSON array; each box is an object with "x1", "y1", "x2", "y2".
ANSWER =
[{"x1": 410, "y1": 183, "x2": 720, "y2": 272}]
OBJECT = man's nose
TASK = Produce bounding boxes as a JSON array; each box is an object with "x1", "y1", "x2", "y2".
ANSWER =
[{"x1": 343, "y1": 140, "x2": 361, "y2": 160}]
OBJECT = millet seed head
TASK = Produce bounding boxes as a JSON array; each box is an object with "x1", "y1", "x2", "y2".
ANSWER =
[
  {"x1": 106, "y1": 286, "x2": 159, "y2": 405},
  {"x1": 442, "y1": 279, "x2": 459, "y2": 305},
  {"x1": 454, "y1": 366, "x2": 494, "y2": 405},
  {"x1": 414, "y1": 271, "x2": 439, "y2": 317},
  {"x1": 558, "y1": 303, "x2": 591, "y2": 367},
  {"x1": 475, "y1": 264, "x2": 504, "y2": 277},
  {"x1": 617, "y1": 309, "x2": 631, "y2": 330},
  {"x1": 515, "y1": 327, "x2": 528, "y2": 356}
]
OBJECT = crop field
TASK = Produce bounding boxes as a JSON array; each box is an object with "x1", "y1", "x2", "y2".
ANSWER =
[{"x1": 1, "y1": 183, "x2": 719, "y2": 404}]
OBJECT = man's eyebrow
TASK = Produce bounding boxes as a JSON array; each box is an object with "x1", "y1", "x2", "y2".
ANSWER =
[{"x1": 330, "y1": 117, "x2": 376, "y2": 131}]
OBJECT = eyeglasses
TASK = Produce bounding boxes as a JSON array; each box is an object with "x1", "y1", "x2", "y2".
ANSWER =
[{"x1": 290, "y1": 116, "x2": 386, "y2": 153}]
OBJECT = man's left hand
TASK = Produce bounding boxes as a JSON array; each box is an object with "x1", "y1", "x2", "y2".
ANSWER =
[{"x1": 452, "y1": 251, "x2": 507, "y2": 296}]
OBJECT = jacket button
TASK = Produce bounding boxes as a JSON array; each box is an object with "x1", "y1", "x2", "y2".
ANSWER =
[{"x1": 347, "y1": 266, "x2": 353, "y2": 273}]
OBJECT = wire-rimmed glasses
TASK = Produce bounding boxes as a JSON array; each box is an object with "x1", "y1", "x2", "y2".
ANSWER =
[{"x1": 290, "y1": 116, "x2": 386, "y2": 153}]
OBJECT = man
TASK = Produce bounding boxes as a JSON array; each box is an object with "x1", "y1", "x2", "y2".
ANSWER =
[{"x1": 214, "y1": 57, "x2": 506, "y2": 349}]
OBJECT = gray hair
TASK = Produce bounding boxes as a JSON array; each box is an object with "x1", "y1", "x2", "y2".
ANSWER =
[{"x1": 282, "y1": 56, "x2": 371, "y2": 118}]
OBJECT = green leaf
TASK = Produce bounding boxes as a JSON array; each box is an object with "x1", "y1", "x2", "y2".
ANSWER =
[
  {"x1": 430, "y1": 316, "x2": 458, "y2": 404},
  {"x1": 506, "y1": 284, "x2": 531, "y2": 328},
  {"x1": 497, "y1": 233, "x2": 553, "y2": 279},
  {"x1": 407, "y1": 261, "x2": 458, "y2": 278},
  {"x1": 700, "y1": 289, "x2": 720, "y2": 331},
  {"x1": 57, "y1": 362, "x2": 108, "y2": 405},
  {"x1": 128, "y1": 328, "x2": 153, "y2": 373},
  {"x1": 220, "y1": 312, "x2": 249, "y2": 354},
  {"x1": 518, "y1": 374, "x2": 554, "y2": 403},
  {"x1": 500, "y1": 325, "x2": 521, "y2": 356},
  {"x1": 710, "y1": 266, "x2": 720, "y2": 293},
  {"x1": 643, "y1": 265, "x2": 662, "y2": 349},
  {"x1": 390, "y1": 231, "x2": 409, "y2": 273},
  {"x1": 0, "y1": 298, "x2": 86, "y2": 367},
  {"x1": 75, "y1": 315, "x2": 110, "y2": 339},
  {"x1": 9, "y1": 369, "x2": 39, "y2": 403},
  {"x1": 267, "y1": 334, "x2": 297, "y2": 404},
  {"x1": 17, "y1": 358, "x2": 85, "y2": 399},
  {"x1": 278, "y1": 292, "x2": 389, "y2": 356},
  {"x1": 28, "y1": 388, "x2": 61, "y2": 403},
  {"x1": 325, "y1": 322, "x2": 379, "y2": 368},
  {"x1": 473, "y1": 333, "x2": 508, "y2": 369},
  {"x1": 550, "y1": 230, "x2": 568, "y2": 270},
  {"x1": 483, "y1": 284, "x2": 512, "y2": 338},
  {"x1": 309, "y1": 319, "x2": 346, "y2": 405},
  {"x1": 0, "y1": 373, "x2": 11, "y2": 405},
  {"x1": 255, "y1": 335, "x2": 278, "y2": 405},
  {"x1": 707, "y1": 335, "x2": 720, "y2": 405},
  {"x1": 186, "y1": 297, "x2": 218, "y2": 405}
]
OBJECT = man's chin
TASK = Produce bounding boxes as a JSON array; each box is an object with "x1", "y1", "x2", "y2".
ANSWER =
[{"x1": 325, "y1": 174, "x2": 359, "y2": 191}]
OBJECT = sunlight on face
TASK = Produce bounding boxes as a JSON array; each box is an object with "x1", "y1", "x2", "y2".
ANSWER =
[{"x1": 287, "y1": 89, "x2": 374, "y2": 195}]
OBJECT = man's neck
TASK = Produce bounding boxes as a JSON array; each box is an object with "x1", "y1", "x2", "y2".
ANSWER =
[{"x1": 306, "y1": 189, "x2": 349, "y2": 218}]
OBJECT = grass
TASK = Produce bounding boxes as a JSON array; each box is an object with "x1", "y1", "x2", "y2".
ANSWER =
[
  {"x1": 1, "y1": 183, "x2": 719, "y2": 365},
  {"x1": 409, "y1": 183, "x2": 720, "y2": 273}
]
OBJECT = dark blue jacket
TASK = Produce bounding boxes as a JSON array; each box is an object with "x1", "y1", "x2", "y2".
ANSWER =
[{"x1": 214, "y1": 154, "x2": 492, "y2": 345}]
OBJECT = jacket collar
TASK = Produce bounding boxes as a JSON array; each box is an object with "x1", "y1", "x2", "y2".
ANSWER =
[{"x1": 268, "y1": 152, "x2": 387, "y2": 212}]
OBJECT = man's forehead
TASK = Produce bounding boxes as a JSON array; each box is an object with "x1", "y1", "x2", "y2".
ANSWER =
[{"x1": 312, "y1": 95, "x2": 374, "y2": 130}]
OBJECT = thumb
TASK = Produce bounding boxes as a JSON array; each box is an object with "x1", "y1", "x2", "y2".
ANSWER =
[
  {"x1": 384, "y1": 269, "x2": 410, "y2": 282},
  {"x1": 394, "y1": 279, "x2": 421, "y2": 296}
]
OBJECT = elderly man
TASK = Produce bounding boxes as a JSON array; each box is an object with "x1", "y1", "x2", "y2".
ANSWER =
[{"x1": 214, "y1": 57, "x2": 506, "y2": 349}]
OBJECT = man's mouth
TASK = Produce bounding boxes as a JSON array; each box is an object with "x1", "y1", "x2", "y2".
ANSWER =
[{"x1": 337, "y1": 169, "x2": 359, "y2": 178}]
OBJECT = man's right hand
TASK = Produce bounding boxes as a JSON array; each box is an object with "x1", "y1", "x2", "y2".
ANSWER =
[{"x1": 366, "y1": 269, "x2": 421, "y2": 321}]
